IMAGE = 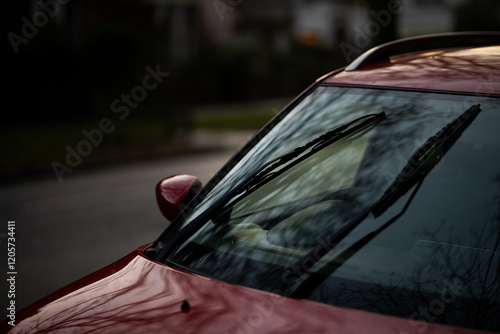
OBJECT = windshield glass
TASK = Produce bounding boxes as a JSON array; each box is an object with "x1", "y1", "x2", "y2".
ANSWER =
[{"x1": 167, "y1": 86, "x2": 500, "y2": 331}]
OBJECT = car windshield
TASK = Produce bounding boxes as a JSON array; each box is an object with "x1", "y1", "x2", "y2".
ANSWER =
[{"x1": 167, "y1": 86, "x2": 500, "y2": 331}]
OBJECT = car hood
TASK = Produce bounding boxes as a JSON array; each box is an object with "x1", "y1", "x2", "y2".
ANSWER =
[{"x1": 3, "y1": 245, "x2": 493, "y2": 334}]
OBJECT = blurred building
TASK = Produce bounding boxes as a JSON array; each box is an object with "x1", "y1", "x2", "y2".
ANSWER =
[
  {"x1": 6, "y1": 0, "x2": 498, "y2": 122},
  {"x1": 291, "y1": 0, "x2": 364, "y2": 48},
  {"x1": 11, "y1": 0, "x2": 488, "y2": 66},
  {"x1": 398, "y1": 0, "x2": 469, "y2": 37}
]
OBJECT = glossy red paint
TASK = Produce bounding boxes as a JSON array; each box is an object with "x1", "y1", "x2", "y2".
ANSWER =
[
  {"x1": 156, "y1": 174, "x2": 201, "y2": 221},
  {"x1": 3, "y1": 245, "x2": 495, "y2": 334},
  {"x1": 324, "y1": 46, "x2": 500, "y2": 95}
]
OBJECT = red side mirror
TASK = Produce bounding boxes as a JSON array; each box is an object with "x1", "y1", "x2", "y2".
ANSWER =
[{"x1": 156, "y1": 174, "x2": 202, "y2": 221}]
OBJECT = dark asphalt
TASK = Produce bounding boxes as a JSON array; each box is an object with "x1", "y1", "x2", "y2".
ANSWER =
[{"x1": 0, "y1": 131, "x2": 254, "y2": 316}]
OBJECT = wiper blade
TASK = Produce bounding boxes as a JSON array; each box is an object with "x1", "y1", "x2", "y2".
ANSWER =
[
  {"x1": 280, "y1": 104, "x2": 481, "y2": 298},
  {"x1": 155, "y1": 112, "x2": 386, "y2": 261},
  {"x1": 371, "y1": 103, "x2": 481, "y2": 216},
  {"x1": 232, "y1": 112, "x2": 387, "y2": 203},
  {"x1": 200, "y1": 112, "x2": 386, "y2": 223}
]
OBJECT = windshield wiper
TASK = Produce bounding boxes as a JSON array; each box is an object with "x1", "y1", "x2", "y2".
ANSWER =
[
  {"x1": 283, "y1": 179, "x2": 424, "y2": 298},
  {"x1": 155, "y1": 112, "x2": 386, "y2": 262},
  {"x1": 222, "y1": 111, "x2": 387, "y2": 211},
  {"x1": 371, "y1": 103, "x2": 481, "y2": 216},
  {"x1": 280, "y1": 104, "x2": 481, "y2": 298}
]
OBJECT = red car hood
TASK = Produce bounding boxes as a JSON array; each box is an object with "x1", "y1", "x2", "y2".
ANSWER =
[{"x1": 3, "y1": 245, "x2": 493, "y2": 334}]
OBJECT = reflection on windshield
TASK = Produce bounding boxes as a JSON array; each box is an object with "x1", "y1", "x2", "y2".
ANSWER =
[{"x1": 169, "y1": 87, "x2": 500, "y2": 331}]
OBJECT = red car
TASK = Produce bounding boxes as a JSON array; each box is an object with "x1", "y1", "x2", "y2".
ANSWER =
[{"x1": 4, "y1": 32, "x2": 500, "y2": 333}]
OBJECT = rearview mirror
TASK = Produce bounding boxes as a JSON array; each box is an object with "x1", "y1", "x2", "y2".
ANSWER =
[{"x1": 156, "y1": 174, "x2": 202, "y2": 221}]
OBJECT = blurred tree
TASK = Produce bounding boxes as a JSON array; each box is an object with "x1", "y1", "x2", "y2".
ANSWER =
[
  {"x1": 367, "y1": 0, "x2": 398, "y2": 47},
  {"x1": 454, "y1": 0, "x2": 500, "y2": 31},
  {"x1": 213, "y1": 37, "x2": 260, "y2": 102},
  {"x1": 81, "y1": 25, "x2": 150, "y2": 119}
]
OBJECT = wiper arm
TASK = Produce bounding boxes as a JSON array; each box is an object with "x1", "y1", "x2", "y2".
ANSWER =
[
  {"x1": 155, "y1": 112, "x2": 386, "y2": 262},
  {"x1": 280, "y1": 104, "x2": 481, "y2": 298},
  {"x1": 283, "y1": 179, "x2": 423, "y2": 299}
]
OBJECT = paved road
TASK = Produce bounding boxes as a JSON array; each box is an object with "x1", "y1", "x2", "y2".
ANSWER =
[{"x1": 0, "y1": 135, "x2": 251, "y2": 315}]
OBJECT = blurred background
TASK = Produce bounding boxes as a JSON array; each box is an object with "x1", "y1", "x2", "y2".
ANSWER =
[
  {"x1": 3, "y1": 0, "x2": 500, "y2": 179},
  {"x1": 1, "y1": 0, "x2": 500, "y2": 319}
]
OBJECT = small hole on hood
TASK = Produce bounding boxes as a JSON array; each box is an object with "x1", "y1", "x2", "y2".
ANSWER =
[{"x1": 181, "y1": 300, "x2": 190, "y2": 312}]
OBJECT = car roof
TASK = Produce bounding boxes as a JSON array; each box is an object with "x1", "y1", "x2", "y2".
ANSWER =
[{"x1": 324, "y1": 34, "x2": 500, "y2": 96}]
